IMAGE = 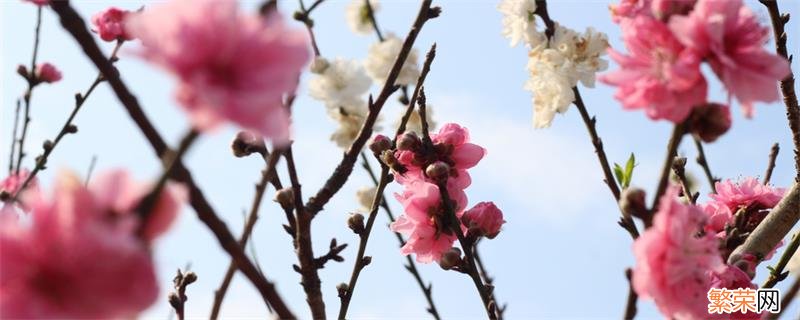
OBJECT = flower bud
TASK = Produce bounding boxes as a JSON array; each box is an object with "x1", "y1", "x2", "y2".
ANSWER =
[
  {"x1": 183, "y1": 271, "x2": 198, "y2": 284},
  {"x1": 347, "y1": 213, "x2": 365, "y2": 234},
  {"x1": 368, "y1": 134, "x2": 392, "y2": 155},
  {"x1": 42, "y1": 140, "x2": 53, "y2": 152},
  {"x1": 382, "y1": 150, "x2": 407, "y2": 174},
  {"x1": 619, "y1": 188, "x2": 647, "y2": 220},
  {"x1": 461, "y1": 202, "x2": 505, "y2": 239},
  {"x1": 65, "y1": 124, "x2": 78, "y2": 134},
  {"x1": 231, "y1": 131, "x2": 266, "y2": 158},
  {"x1": 35, "y1": 63, "x2": 62, "y2": 83},
  {"x1": 439, "y1": 247, "x2": 462, "y2": 270},
  {"x1": 688, "y1": 103, "x2": 731, "y2": 143},
  {"x1": 425, "y1": 161, "x2": 450, "y2": 182},
  {"x1": 309, "y1": 56, "x2": 329, "y2": 74},
  {"x1": 274, "y1": 188, "x2": 295, "y2": 210},
  {"x1": 396, "y1": 132, "x2": 420, "y2": 151},
  {"x1": 336, "y1": 283, "x2": 349, "y2": 297}
]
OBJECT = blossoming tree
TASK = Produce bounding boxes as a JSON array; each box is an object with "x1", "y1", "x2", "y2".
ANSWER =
[{"x1": 1, "y1": 0, "x2": 798, "y2": 319}]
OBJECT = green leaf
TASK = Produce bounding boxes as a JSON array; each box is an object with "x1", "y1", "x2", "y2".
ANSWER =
[
  {"x1": 623, "y1": 153, "x2": 636, "y2": 189},
  {"x1": 613, "y1": 163, "x2": 625, "y2": 187}
]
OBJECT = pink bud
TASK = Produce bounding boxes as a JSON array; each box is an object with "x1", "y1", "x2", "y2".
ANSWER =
[
  {"x1": 91, "y1": 7, "x2": 135, "y2": 42},
  {"x1": 688, "y1": 103, "x2": 731, "y2": 143},
  {"x1": 461, "y1": 202, "x2": 505, "y2": 239},
  {"x1": 369, "y1": 134, "x2": 392, "y2": 154},
  {"x1": 35, "y1": 63, "x2": 62, "y2": 83},
  {"x1": 425, "y1": 161, "x2": 450, "y2": 182},
  {"x1": 22, "y1": 0, "x2": 49, "y2": 6}
]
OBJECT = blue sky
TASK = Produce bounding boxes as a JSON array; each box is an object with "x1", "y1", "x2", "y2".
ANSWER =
[{"x1": 2, "y1": 0, "x2": 799, "y2": 318}]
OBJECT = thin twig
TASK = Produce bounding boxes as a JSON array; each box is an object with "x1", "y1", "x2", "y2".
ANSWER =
[
  {"x1": 764, "y1": 143, "x2": 780, "y2": 185},
  {"x1": 649, "y1": 124, "x2": 687, "y2": 224},
  {"x1": 84, "y1": 155, "x2": 97, "y2": 186},
  {"x1": 364, "y1": 0, "x2": 384, "y2": 42},
  {"x1": 359, "y1": 152, "x2": 442, "y2": 319},
  {"x1": 168, "y1": 269, "x2": 197, "y2": 320},
  {"x1": 49, "y1": 3, "x2": 295, "y2": 317},
  {"x1": 474, "y1": 244, "x2": 505, "y2": 319},
  {"x1": 296, "y1": 0, "x2": 325, "y2": 56},
  {"x1": 671, "y1": 157, "x2": 697, "y2": 204},
  {"x1": 210, "y1": 149, "x2": 282, "y2": 319},
  {"x1": 12, "y1": 40, "x2": 125, "y2": 201},
  {"x1": 304, "y1": 1, "x2": 440, "y2": 217},
  {"x1": 15, "y1": 6, "x2": 43, "y2": 175},
  {"x1": 761, "y1": 231, "x2": 800, "y2": 288},
  {"x1": 623, "y1": 268, "x2": 638, "y2": 320},
  {"x1": 8, "y1": 100, "x2": 21, "y2": 174},
  {"x1": 693, "y1": 136, "x2": 718, "y2": 193},
  {"x1": 759, "y1": 0, "x2": 800, "y2": 182}
]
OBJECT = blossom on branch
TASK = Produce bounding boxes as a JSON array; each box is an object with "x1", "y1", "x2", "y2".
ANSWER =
[
  {"x1": 462, "y1": 201, "x2": 505, "y2": 239},
  {"x1": 126, "y1": 0, "x2": 310, "y2": 141},
  {"x1": 309, "y1": 57, "x2": 372, "y2": 108},
  {"x1": 364, "y1": 34, "x2": 420, "y2": 86},
  {"x1": 498, "y1": 0, "x2": 545, "y2": 48},
  {"x1": 390, "y1": 179, "x2": 458, "y2": 264},
  {"x1": 35, "y1": 63, "x2": 62, "y2": 83},
  {"x1": 346, "y1": 0, "x2": 380, "y2": 36},
  {"x1": 702, "y1": 178, "x2": 785, "y2": 235}
]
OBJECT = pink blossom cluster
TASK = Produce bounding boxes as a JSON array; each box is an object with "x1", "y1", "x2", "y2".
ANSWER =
[
  {"x1": 633, "y1": 178, "x2": 785, "y2": 319},
  {"x1": 0, "y1": 170, "x2": 186, "y2": 319},
  {"x1": 125, "y1": 0, "x2": 310, "y2": 142},
  {"x1": 386, "y1": 123, "x2": 505, "y2": 263},
  {"x1": 602, "y1": 0, "x2": 790, "y2": 124}
]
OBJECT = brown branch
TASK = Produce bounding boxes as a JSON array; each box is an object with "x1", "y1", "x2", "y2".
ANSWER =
[
  {"x1": 729, "y1": 183, "x2": 799, "y2": 266},
  {"x1": 48, "y1": 2, "x2": 295, "y2": 318},
  {"x1": 649, "y1": 124, "x2": 687, "y2": 224},
  {"x1": 360, "y1": 152, "x2": 442, "y2": 319},
  {"x1": 15, "y1": 6, "x2": 43, "y2": 175},
  {"x1": 364, "y1": 0, "x2": 384, "y2": 42},
  {"x1": 762, "y1": 230, "x2": 800, "y2": 289},
  {"x1": 623, "y1": 268, "x2": 638, "y2": 320},
  {"x1": 764, "y1": 143, "x2": 780, "y2": 185},
  {"x1": 8, "y1": 100, "x2": 21, "y2": 174},
  {"x1": 12, "y1": 40, "x2": 125, "y2": 201},
  {"x1": 693, "y1": 137, "x2": 718, "y2": 193},
  {"x1": 304, "y1": 1, "x2": 440, "y2": 217},
  {"x1": 295, "y1": 0, "x2": 326, "y2": 56},
  {"x1": 474, "y1": 244, "x2": 506, "y2": 319},
  {"x1": 284, "y1": 146, "x2": 327, "y2": 319},
  {"x1": 210, "y1": 149, "x2": 283, "y2": 319},
  {"x1": 759, "y1": 0, "x2": 800, "y2": 182}
]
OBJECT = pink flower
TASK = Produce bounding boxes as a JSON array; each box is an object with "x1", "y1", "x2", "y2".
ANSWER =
[
  {"x1": 0, "y1": 171, "x2": 160, "y2": 319},
  {"x1": 22, "y1": 0, "x2": 48, "y2": 6},
  {"x1": 394, "y1": 123, "x2": 486, "y2": 211},
  {"x1": 1, "y1": 169, "x2": 39, "y2": 211},
  {"x1": 462, "y1": 202, "x2": 505, "y2": 239},
  {"x1": 126, "y1": 0, "x2": 310, "y2": 141},
  {"x1": 610, "y1": 0, "x2": 695, "y2": 23},
  {"x1": 669, "y1": 0, "x2": 790, "y2": 117},
  {"x1": 632, "y1": 186, "x2": 723, "y2": 319},
  {"x1": 702, "y1": 178, "x2": 785, "y2": 234},
  {"x1": 390, "y1": 180, "x2": 457, "y2": 263},
  {"x1": 601, "y1": 16, "x2": 707, "y2": 122},
  {"x1": 91, "y1": 7, "x2": 134, "y2": 42},
  {"x1": 35, "y1": 63, "x2": 62, "y2": 83},
  {"x1": 89, "y1": 170, "x2": 187, "y2": 242}
]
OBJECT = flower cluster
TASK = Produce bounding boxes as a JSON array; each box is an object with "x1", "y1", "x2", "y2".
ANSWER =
[
  {"x1": 633, "y1": 178, "x2": 786, "y2": 319},
  {"x1": 0, "y1": 170, "x2": 186, "y2": 319},
  {"x1": 126, "y1": 0, "x2": 310, "y2": 142},
  {"x1": 308, "y1": 57, "x2": 377, "y2": 148},
  {"x1": 364, "y1": 34, "x2": 421, "y2": 86},
  {"x1": 385, "y1": 123, "x2": 504, "y2": 264},
  {"x1": 602, "y1": 0, "x2": 790, "y2": 124},
  {"x1": 498, "y1": 0, "x2": 610, "y2": 128}
]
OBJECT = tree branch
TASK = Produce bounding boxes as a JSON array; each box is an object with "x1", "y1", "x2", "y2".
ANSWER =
[
  {"x1": 764, "y1": 143, "x2": 780, "y2": 185},
  {"x1": 693, "y1": 137, "x2": 718, "y2": 193},
  {"x1": 728, "y1": 183, "x2": 799, "y2": 266}
]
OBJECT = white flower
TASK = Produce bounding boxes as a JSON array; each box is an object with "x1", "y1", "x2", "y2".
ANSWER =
[
  {"x1": 498, "y1": 0, "x2": 545, "y2": 47},
  {"x1": 525, "y1": 45, "x2": 575, "y2": 128},
  {"x1": 356, "y1": 186, "x2": 377, "y2": 211},
  {"x1": 364, "y1": 34, "x2": 420, "y2": 86},
  {"x1": 308, "y1": 58, "x2": 372, "y2": 107},
  {"x1": 327, "y1": 99, "x2": 381, "y2": 148},
  {"x1": 571, "y1": 27, "x2": 609, "y2": 88},
  {"x1": 346, "y1": 0, "x2": 379, "y2": 35},
  {"x1": 398, "y1": 105, "x2": 436, "y2": 135}
]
